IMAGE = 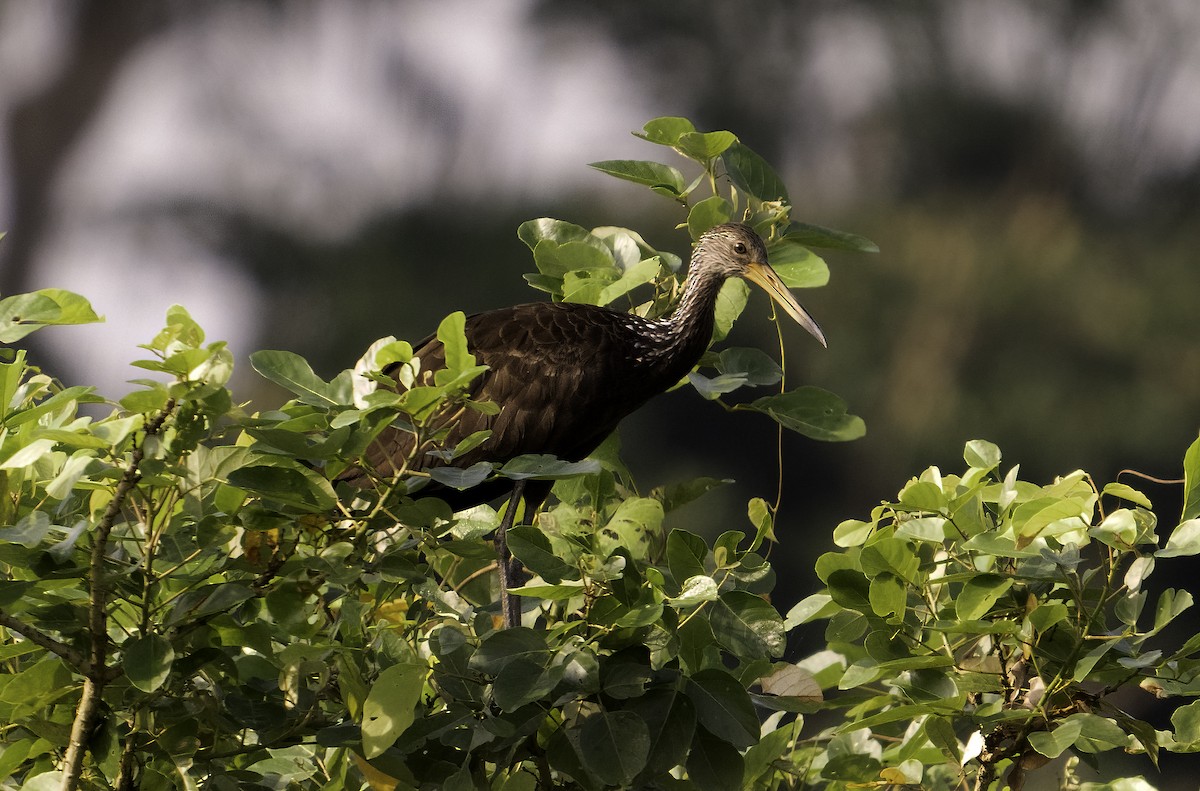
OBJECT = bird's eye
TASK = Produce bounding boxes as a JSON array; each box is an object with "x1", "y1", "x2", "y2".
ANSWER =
[{"x1": 734, "y1": 242, "x2": 747, "y2": 255}]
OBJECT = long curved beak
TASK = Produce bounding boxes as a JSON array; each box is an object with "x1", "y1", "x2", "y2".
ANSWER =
[{"x1": 744, "y1": 261, "x2": 827, "y2": 348}]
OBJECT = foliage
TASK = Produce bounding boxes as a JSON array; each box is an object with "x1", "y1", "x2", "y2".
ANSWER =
[
  {"x1": 790, "y1": 438, "x2": 1200, "y2": 790},
  {"x1": 0, "y1": 117, "x2": 1195, "y2": 791}
]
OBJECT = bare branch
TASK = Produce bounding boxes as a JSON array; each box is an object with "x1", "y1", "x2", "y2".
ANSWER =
[{"x1": 0, "y1": 610, "x2": 87, "y2": 670}]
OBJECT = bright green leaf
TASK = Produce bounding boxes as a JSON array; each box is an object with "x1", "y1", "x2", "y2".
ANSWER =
[
  {"x1": 955, "y1": 574, "x2": 1013, "y2": 621},
  {"x1": 361, "y1": 663, "x2": 426, "y2": 758}
]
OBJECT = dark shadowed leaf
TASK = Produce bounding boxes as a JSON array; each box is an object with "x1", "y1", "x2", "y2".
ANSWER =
[
  {"x1": 722, "y1": 141, "x2": 788, "y2": 202},
  {"x1": 685, "y1": 669, "x2": 759, "y2": 749},
  {"x1": 578, "y1": 710, "x2": 650, "y2": 787},
  {"x1": 625, "y1": 688, "x2": 696, "y2": 776},
  {"x1": 784, "y1": 221, "x2": 879, "y2": 253},
  {"x1": 709, "y1": 590, "x2": 786, "y2": 659},
  {"x1": 588, "y1": 160, "x2": 686, "y2": 193},
  {"x1": 686, "y1": 727, "x2": 745, "y2": 791},
  {"x1": 667, "y1": 529, "x2": 709, "y2": 585},
  {"x1": 507, "y1": 525, "x2": 573, "y2": 583},
  {"x1": 748, "y1": 387, "x2": 865, "y2": 442},
  {"x1": 125, "y1": 634, "x2": 175, "y2": 693}
]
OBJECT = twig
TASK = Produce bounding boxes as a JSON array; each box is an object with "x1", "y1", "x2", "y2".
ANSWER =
[
  {"x1": 0, "y1": 610, "x2": 87, "y2": 670},
  {"x1": 61, "y1": 401, "x2": 174, "y2": 791}
]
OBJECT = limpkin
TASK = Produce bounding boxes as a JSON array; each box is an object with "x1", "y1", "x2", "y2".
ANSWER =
[{"x1": 343, "y1": 223, "x2": 826, "y2": 627}]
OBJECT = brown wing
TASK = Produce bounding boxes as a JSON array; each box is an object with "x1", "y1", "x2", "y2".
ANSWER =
[{"x1": 343, "y1": 301, "x2": 674, "y2": 492}]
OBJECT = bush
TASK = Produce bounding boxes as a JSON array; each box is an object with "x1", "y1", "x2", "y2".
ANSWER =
[{"x1": 1, "y1": 120, "x2": 1198, "y2": 790}]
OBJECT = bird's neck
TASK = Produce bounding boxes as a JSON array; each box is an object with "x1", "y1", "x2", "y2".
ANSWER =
[{"x1": 653, "y1": 266, "x2": 726, "y2": 372}]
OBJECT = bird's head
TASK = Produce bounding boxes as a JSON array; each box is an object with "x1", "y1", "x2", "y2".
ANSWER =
[{"x1": 695, "y1": 223, "x2": 827, "y2": 348}]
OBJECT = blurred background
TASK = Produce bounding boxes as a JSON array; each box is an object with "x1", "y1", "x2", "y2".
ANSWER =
[{"x1": 2, "y1": 1, "x2": 1198, "y2": 786}]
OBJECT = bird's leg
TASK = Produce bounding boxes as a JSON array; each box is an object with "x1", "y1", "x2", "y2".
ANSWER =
[{"x1": 496, "y1": 479, "x2": 526, "y2": 629}]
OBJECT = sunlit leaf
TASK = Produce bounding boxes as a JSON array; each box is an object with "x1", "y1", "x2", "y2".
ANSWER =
[
  {"x1": 361, "y1": 662, "x2": 426, "y2": 758},
  {"x1": 0, "y1": 289, "x2": 103, "y2": 342}
]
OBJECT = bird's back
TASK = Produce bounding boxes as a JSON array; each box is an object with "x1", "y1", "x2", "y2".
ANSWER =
[{"x1": 347, "y1": 301, "x2": 700, "y2": 500}]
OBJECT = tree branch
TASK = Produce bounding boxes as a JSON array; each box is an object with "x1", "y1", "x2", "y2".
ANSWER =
[
  {"x1": 0, "y1": 610, "x2": 87, "y2": 670},
  {"x1": 61, "y1": 402, "x2": 173, "y2": 791}
]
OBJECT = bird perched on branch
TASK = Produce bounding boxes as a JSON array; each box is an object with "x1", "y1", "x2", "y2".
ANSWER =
[{"x1": 342, "y1": 222, "x2": 826, "y2": 626}]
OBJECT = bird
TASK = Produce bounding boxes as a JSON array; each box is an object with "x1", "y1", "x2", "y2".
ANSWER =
[{"x1": 340, "y1": 222, "x2": 826, "y2": 626}]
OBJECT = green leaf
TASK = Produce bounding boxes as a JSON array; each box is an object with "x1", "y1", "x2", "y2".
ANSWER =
[
  {"x1": 827, "y1": 569, "x2": 872, "y2": 614},
  {"x1": 685, "y1": 669, "x2": 760, "y2": 749},
  {"x1": 624, "y1": 688, "x2": 696, "y2": 776},
  {"x1": 868, "y1": 572, "x2": 906, "y2": 618},
  {"x1": 964, "y1": 439, "x2": 1002, "y2": 471},
  {"x1": 250, "y1": 350, "x2": 342, "y2": 407},
  {"x1": 687, "y1": 196, "x2": 734, "y2": 240},
  {"x1": 766, "y1": 241, "x2": 829, "y2": 289},
  {"x1": 428, "y1": 462, "x2": 492, "y2": 490},
  {"x1": 746, "y1": 496, "x2": 775, "y2": 549},
  {"x1": 498, "y1": 455, "x2": 601, "y2": 480},
  {"x1": 955, "y1": 574, "x2": 1013, "y2": 621},
  {"x1": 227, "y1": 462, "x2": 337, "y2": 512},
  {"x1": 1184, "y1": 434, "x2": 1200, "y2": 522},
  {"x1": 669, "y1": 575, "x2": 720, "y2": 607},
  {"x1": 1103, "y1": 482, "x2": 1153, "y2": 510},
  {"x1": 362, "y1": 662, "x2": 426, "y2": 758},
  {"x1": 722, "y1": 141, "x2": 788, "y2": 202},
  {"x1": 1073, "y1": 638, "x2": 1118, "y2": 681},
  {"x1": 0, "y1": 289, "x2": 103, "y2": 342},
  {"x1": 709, "y1": 590, "x2": 786, "y2": 659},
  {"x1": 1157, "y1": 519, "x2": 1200, "y2": 558},
  {"x1": 588, "y1": 160, "x2": 686, "y2": 194},
  {"x1": 507, "y1": 525, "x2": 573, "y2": 583},
  {"x1": 508, "y1": 579, "x2": 586, "y2": 600},
  {"x1": 1171, "y1": 699, "x2": 1200, "y2": 744},
  {"x1": 686, "y1": 727, "x2": 745, "y2": 791},
  {"x1": 712, "y1": 278, "x2": 749, "y2": 343},
  {"x1": 1029, "y1": 718, "x2": 1083, "y2": 758},
  {"x1": 667, "y1": 529, "x2": 708, "y2": 584},
  {"x1": 784, "y1": 222, "x2": 879, "y2": 253},
  {"x1": 437, "y1": 311, "x2": 476, "y2": 372},
  {"x1": 1012, "y1": 496, "x2": 1090, "y2": 540},
  {"x1": 125, "y1": 634, "x2": 175, "y2": 693},
  {"x1": 784, "y1": 593, "x2": 839, "y2": 628},
  {"x1": 716, "y1": 348, "x2": 783, "y2": 387},
  {"x1": 517, "y1": 217, "x2": 600, "y2": 251},
  {"x1": 578, "y1": 711, "x2": 650, "y2": 787},
  {"x1": 637, "y1": 116, "x2": 697, "y2": 146},
  {"x1": 748, "y1": 387, "x2": 866, "y2": 442},
  {"x1": 1151, "y1": 588, "x2": 1193, "y2": 635},
  {"x1": 678, "y1": 130, "x2": 737, "y2": 161}
]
